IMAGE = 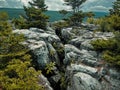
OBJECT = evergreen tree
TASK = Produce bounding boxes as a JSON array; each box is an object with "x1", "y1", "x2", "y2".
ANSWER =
[
  {"x1": 59, "y1": 9, "x2": 68, "y2": 19},
  {"x1": 64, "y1": 0, "x2": 86, "y2": 13},
  {"x1": 0, "y1": 12, "x2": 43, "y2": 90},
  {"x1": 29, "y1": 0, "x2": 48, "y2": 11},
  {"x1": 69, "y1": 11, "x2": 85, "y2": 25},
  {"x1": 109, "y1": 0, "x2": 120, "y2": 16},
  {"x1": 85, "y1": 11, "x2": 95, "y2": 18},
  {"x1": 63, "y1": 0, "x2": 86, "y2": 26},
  {"x1": 23, "y1": 0, "x2": 49, "y2": 29}
]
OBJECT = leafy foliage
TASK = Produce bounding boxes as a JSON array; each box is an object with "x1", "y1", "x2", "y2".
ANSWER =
[
  {"x1": 12, "y1": 16, "x2": 28, "y2": 29},
  {"x1": 53, "y1": 21, "x2": 69, "y2": 29},
  {"x1": 59, "y1": 10, "x2": 68, "y2": 19},
  {"x1": 0, "y1": 58, "x2": 43, "y2": 90},
  {"x1": 29, "y1": 0, "x2": 48, "y2": 11},
  {"x1": 0, "y1": 12, "x2": 43, "y2": 89},
  {"x1": 91, "y1": 33, "x2": 120, "y2": 66},
  {"x1": 0, "y1": 12, "x2": 9, "y2": 21},
  {"x1": 109, "y1": 0, "x2": 120, "y2": 16},
  {"x1": 13, "y1": 0, "x2": 49, "y2": 29},
  {"x1": 69, "y1": 11, "x2": 85, "y2": 25},
  {"x1": 85, "y1": 11, "x2": 95, "y2": 18},
  {"x1": 91, "y1": 39, "x2": 116, "y2": 52},
  {"x1": 107, "y1": 14, "x2": 120, "y2": 31},
  {"x1": 87, "y1": 14, "x2": 120, "y2": 32},
  {"x1": 45, "y1": 62, "x2": 55, "y2": 74},
  {"x1": 90, "y1": 0, "x2": 120, "y2": 67},
  {"x1": 24, "y1": 7, "x2": 49, "y2": 29},
  {"x1": 63, "y1": 0, "x2": 87, "y2": 26},
  {"x1": 64, "y1": 0, "x2": 86, "y2": 13}
]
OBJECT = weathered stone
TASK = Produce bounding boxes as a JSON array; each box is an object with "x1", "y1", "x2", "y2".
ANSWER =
[
  {"x1": 80, "y1": 40, "x2": 94, "y2": 50},
  {"x1": 69, "y1": 37, "x2": 84, "y2": 49},
  {"x1": 13, "y1": 25, "x2": 119, "y2": 90},
  {"x1": 47, "y1": 43, "x2": 60, "y2": 66},
  {"x1": 67, "y1": 72, "x2": 102, "y2": 90},
  {"x1": 61, "y1": 28, "x2": 75, "y2": 43},
  {"x1": 64, "y1": 44, "x2": 82, "y2": 65},
  {"x1": 28, "y1": 41, "x2": 50, "y2": 69},
  {"x1": 29, "y1": 28, "x2": 45, "y2": 33},
  {"x1": 39, "y1": 74, "x2": 53, "y2": 90},
  {"x1": 82, "y1": 31, "x2": 94, "y2": 39},
  {"x1": 67, "y1": 64, "x2": 98, "y2": 76}
]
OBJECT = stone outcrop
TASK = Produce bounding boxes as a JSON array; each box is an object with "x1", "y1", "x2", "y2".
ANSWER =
[
  {"x1": 61, "y1": 25, "x2": 120, "y2": 90},
  {"x1": 13, "y1": 28, "x2": 62, "y2": 69},
  {"x1": 13, "y1": 24, "x2": 120, "y2": 90},
  {"x1": 39, "y1": 74, "x2": 53, "y2": 90}
]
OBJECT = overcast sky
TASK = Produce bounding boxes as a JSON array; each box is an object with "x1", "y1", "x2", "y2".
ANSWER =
[{"x1": 0, "y1": 0, "x2": 115, "y2": 12}]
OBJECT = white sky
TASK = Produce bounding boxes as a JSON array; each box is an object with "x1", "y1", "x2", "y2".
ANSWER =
[{"x1": 0, "y1": 0, "x2": 115, "y2": 12}]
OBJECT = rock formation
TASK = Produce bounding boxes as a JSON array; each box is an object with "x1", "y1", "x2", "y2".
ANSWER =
[{"x1": 13, "y1": 24, "x2": 120, "y2": 90}]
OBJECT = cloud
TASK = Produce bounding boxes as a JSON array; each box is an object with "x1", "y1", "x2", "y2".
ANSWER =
[
  {"x1": 0, "y1": 0, "x2": 115, "y2": 12},
  {"x1": 0, "y1": 0, "x2": 23, "y2": 8},
  {"x1": 89, "y1": 6, "x2": 111, "y2": 12},
  {"x1": 21, "y1": 0, "x2": 31, "y2": 6},
  {"x1": 45, "y1": 0, "x2": 71, "y2": 11},
  {"x1": 81, "y1": 0, "x2": 115, "y2": 12}
]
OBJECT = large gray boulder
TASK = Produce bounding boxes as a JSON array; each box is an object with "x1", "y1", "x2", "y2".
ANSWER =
[
  {"x1": 47, "y1": 43, "x2": 60, "y2": 66},
  {"x1": 13, "y1": 28, "x2": 61, "y2": 69},
  {"x1": 38, "y1": 74, "x2": 53, "y2": 90},
  {"x1": 26, "y1": 40, "x2": 50, "y2": 69},
  {"x1": 67, "y1": 72, "x2": 102, "y2": 90},
  {"x1": 64, "y1": 44, "x2": 98, "y2": 66},
  {"x1": 13, "y1": 25, "x2": 119, "y2": 90},
  {"x1": 64, "y1": 44, "x2": 82, "y2": 65},
  {"x1": 69, "y1": 37, "x2": 85, "y2": 49},
  {"x1": 66, "y1": 64, "x2": 98, "y2": 76}
]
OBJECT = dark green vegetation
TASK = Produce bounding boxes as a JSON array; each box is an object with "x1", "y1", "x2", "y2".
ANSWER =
[
  {"x1": 109, "y1": 0, "x2": 120, "y2": 16},
  {"x1": 0, "y1": 8, "x2": 108, "y2": 22},
  {"x1": 0, "y1": 12, "x2": 44, "y2": 90},
  {"x1": 91, "y1": 0, "x2": 120, "y2": 67},
  {"x1": 0, "y1": 0, "x2": 120, "y2": 89},
  {"x1": 64, "y1": 0, "x2": 86, "y2": 13},
  {"x1": 91, "y1": 33, "x2": 120, "y2": 66},
  {"x1": 12, "y1": 0, "x2": 49, "y2": 29},
  {"x1": 59, "y1": 10, "x2": 69, "y2": 20},
  {"x1": 63, "y1": 0, "x2": 87, "y2": 26}
]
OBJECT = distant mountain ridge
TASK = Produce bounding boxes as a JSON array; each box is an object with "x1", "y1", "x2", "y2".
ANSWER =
[{"x1": 0, "y1": 8, "x2": 109, "y2": 22}]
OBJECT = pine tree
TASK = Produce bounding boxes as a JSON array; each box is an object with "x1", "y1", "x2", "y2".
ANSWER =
[
  {"x1": 64, "y1": 0, "x2": 86, "y2": 13},
  {"x1": 85, "y1": 11, "x2": 95, "y2": 18},
  {"x1": 59, "y1": 10, "x2": 68, "y2": 19},
  {"x1": 0, "y1": 12, "x2": 44, "y2": 90},
  {"x1": 63, "y1": 0, "x2": 86, "y2": 25},
  {"x1": 29, "y1": 0, "x2": 48, "y2": 11},
  {"x1": 23, "y1": 0, "x2": 49, "y2": 29},
  {"x1": 109, "y1": 0, "x2": 120, "y2": 16}
]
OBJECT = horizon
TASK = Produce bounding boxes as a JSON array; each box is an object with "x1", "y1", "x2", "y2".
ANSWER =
[
  {"x1": 0, "y1": 7, "x2": 110, "y2": 13},
  {"x1": 0, "y1": 8, "x2": 109, "y2": 22},
  {"x1": 0, "y1": 0, "x2": 115, "y2": 12}
]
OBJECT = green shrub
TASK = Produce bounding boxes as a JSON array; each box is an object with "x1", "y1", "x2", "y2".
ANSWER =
[
  {"x1": 103, "y1": 51, "x2": 120, "y2": 66},
  {"x1": 45, "y1": 62, "x2": 55, "y2": 74},
  {"x1": 0, "y1": 12, "x2": 44, "y2": 89},
  {"x1": 91, "y1": 33, "x2": 120, "y2": 67},
  {"x1": 107, "y1": 14, "x2": 120, "y2": 31},
  {"x1": 91, "y1": 39, "x2": 116, "y2": 52},
  {"x1": 12, "y1": 16, "x2": 28, "y2": 29},
  {"x1": 60, "y1": 72, "x2": 67, "y2": 90},
  {"x1": 69, "y1": 11, "x2": 85, "y2": 26},
  {"x1": 87, "y1": 14, "x2": 120, "y2": 32},
  {"x1": 25, "y1": 7, "x2": 49, "y2": 29},
  {"x1": 0, "y1": 11, "x2": 9, "y2": 21},
  {"x1": 52, "y1": 21, "x2": 69, "y2": 29},
  {"x1": 87, "y1": 18, "x2": 96, "y2": 24}
]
